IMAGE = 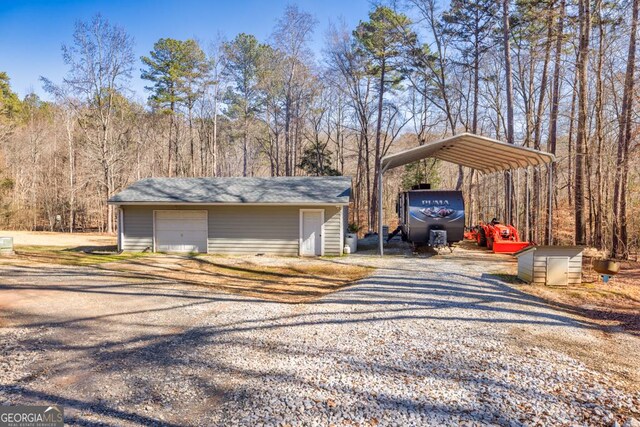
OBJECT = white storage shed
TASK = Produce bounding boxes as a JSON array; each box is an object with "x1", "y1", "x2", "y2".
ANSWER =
[{"x1": 515, "y1": 246, "x2": 584, "y2": 286}]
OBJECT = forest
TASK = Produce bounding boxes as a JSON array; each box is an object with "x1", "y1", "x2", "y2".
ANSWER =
[{"x1": 0, "y1": 0, "x2": 638, "y2": 258}]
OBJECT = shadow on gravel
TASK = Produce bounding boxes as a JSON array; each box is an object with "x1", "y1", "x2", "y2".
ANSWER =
[
  {"x1": 0, "y1": 385, "x2": 181, "y2": 427},
  {"x1": 1, "y1": 255, "x2": 636, "y2": 424}
]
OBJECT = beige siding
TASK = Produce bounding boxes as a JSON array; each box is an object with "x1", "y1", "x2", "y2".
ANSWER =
[
  {"x1": 122, "y1": 206, "x2": 153, "y2": 251},
  {"x1": 529, "y1": 248, "x2": 583, "y2": 285},
  {"x1": 208, "y1": 205, "x2": 299, "y2": 255},
  {"x1": 121, "y1": 204, "x2": 344, "y2": 256},
  {"x1": 517, "y1": 251, "x2": 534, "y2": 282},
  {"x1": 324, "y1": 206, "x2": 342, "y2": 256}
]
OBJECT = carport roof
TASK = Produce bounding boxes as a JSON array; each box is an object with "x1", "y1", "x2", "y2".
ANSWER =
[
  {"x1": 108, "y1": 176, "x2": 352, "y2": 205},
  {"x1": 381, "y1": 133, "x2": 555, "y2": 173}
]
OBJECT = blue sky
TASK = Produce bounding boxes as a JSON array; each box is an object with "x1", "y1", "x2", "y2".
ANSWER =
[{"x1": 0, "y1": 0, "x2": 372, "y2": 101}]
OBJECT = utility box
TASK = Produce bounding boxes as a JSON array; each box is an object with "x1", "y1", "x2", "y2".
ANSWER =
[
  {"x1": 429, "y1": 230, "x2": 447, "y2": 248},
  {"x1": 515, "y1": 246, "x2": 584, "y2": 286},
  {"x1": 0, "y1": 237, "x2": 14, "y2": 255}
]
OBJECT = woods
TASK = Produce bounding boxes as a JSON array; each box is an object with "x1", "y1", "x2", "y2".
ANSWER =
[{"x1": 0, "y1": 0, "x2": 638, "y2": 258}]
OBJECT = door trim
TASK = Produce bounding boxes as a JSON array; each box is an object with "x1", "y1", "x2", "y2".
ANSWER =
[
  {"x1": 117, "y1": 208, "x2": 124, "y2": 252},
  {"x1": 153, "y1": 209, "x2": 209, "y2": 254},
  {"x1": 299, "y1": 209, "x2": 325, "y2": 256}
]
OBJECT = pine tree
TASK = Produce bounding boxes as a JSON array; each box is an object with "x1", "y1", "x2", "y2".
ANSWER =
[
  {"x1": 354, "y1": 6, "x2": 416, "y2": 231},
  {"x1": 222, "y1": 33, "x2": 265, "y2": 177},
  {"x1": 141, "y1": 38, "x2": 210, "y2": 176}
]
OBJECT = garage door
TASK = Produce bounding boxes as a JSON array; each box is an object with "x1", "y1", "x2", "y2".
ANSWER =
[{"x1": 155, "y1": 210, "x2": 208, "y2": 253}]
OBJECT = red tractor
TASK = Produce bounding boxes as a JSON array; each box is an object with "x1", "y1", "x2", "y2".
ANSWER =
[
  {"x1": 464, "y1": 226, "x2": 478, "y2": 241},
  {"x1": 476, "y1": 220, "x2": 532, "y2": 254}
]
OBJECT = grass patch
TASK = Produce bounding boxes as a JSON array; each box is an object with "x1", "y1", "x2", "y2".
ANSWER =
[
  {"x1": 488, "y1": 272, "x2": 521, "y2": 284},
  {"x1": 489, "y1": 265, "x2": 640, "y2": 334},
  {"x1": 510, "y1": 276, "x2": 640, "y2": 335},
  {"x1": 13, "y1": 245, "x2": 151, "y2": 266},
  {"x1": 103, "y1": 255, "x2": 374, "y2": 303}
]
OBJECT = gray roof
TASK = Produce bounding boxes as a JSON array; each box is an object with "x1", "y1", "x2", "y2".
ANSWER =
[{"x1": 108, "y1": 176, "x2": 352, "y2": 205}]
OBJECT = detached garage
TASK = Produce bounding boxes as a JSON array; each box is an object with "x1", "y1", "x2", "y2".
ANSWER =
[{"x1": 108, "y1": 176, "x2": 351, "y2": 256}]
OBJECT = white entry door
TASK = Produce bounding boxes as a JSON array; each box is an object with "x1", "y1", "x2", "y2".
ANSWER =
[
  {"x1": 300, "y1": 210, "x2": 323, "y2": 256},
  {"x1": 546, "y1": 256, "x2": 569, "y2": 286},
  {"x1": 155, "y1": 210, "x2": 208, "y2": 253}
]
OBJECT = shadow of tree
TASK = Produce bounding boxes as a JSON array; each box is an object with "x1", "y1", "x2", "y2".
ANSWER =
[{"x1": 0, "y1": 256, "x2": 637, "y2": 425}]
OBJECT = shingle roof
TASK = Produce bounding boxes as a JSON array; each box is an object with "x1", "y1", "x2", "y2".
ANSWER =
[{"x1": 108, "y1": 176, "x2": 352, "y2": 205}]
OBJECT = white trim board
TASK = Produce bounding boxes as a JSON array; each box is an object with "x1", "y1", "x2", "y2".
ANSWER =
[
  {"x1": 299, "y1": 209, "x2": 325, "y2": 256},
  {"x1": 110, "y1": 202, "x2": 349, "y2": 207},
  {"x1": 118, "y1": 208, "x2": 124, "y2": 252}
]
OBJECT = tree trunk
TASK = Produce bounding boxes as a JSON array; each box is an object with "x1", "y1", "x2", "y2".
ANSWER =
[
  {"x1": 545, "y1": 0, "x2": 565, "y2": 244},
  {"x1": 567, "y1": 60, "x2": 579, "y2": 207},
  {"x1": 612, "y1": 0, "x2": 638, "y2": 259},
  {"x1": 213, "y1": 83, "x2": 218, "y2": 177},
  {"x1": 371, "y1": 58, "x2": 386, "y2": 233},
  {"x1": 532, "y1": 3, "x2": 555, "y2": 243},
  {"x1": 593, "y1": 0, "x2": 605, "y2": 249},
  {"x1": 503, "y1": 0, "x2": 515, "y2": 224},
  {"x1": 189, "y1": 105, "x2": 195, "y2": 176},
  {"x1": 168, "y1": 109, "x2": 174, "y2": 176},
  {"x1": 574, "y1": 0, "x2": 591, "y2": 245}
]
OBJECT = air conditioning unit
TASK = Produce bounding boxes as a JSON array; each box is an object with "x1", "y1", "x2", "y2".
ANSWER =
[{"x1": 0, "y1": 237, "x2": 14, "y2": 255}]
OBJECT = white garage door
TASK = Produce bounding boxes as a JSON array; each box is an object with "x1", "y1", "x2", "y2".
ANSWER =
[{"x1": 155, "y1": 210, "x2": 208, "y2": 253}]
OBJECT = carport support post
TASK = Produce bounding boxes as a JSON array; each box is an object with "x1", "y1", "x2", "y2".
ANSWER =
[
  {"x1": 378, "y1": 167, "x2": 384, "y2": 256},
  {"x1": 547, "y1": 163, "x2": 553, "y2": 245}
]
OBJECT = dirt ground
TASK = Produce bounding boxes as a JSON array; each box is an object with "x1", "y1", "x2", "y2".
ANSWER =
[
  {"x1": 0, "y1": 230, "x2": 116, "y2": 247},
  {"x1": 102, "y1": 256, "x2": 372, "y2": 303},
  {"x1": 0, "y1": 241, "x2": 638, "y2": 425},
  {"x1": 513, "y1": 253, "x2": 640, "y2": 334}
]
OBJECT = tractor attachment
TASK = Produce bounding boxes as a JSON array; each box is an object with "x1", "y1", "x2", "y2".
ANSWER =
[{"x1": 476, "y1": 221, "x2": 532, "y2": 254}]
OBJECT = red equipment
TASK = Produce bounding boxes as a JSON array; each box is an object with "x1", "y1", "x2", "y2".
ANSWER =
[
  {"x1": 476, "y1": 221, "x2": 531, "y2": 254},
  {"x1": 464, "y1": 227, "x2": 478, "y2": 241}
]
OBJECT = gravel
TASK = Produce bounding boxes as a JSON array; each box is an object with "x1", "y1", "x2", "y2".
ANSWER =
[{"x1": 0, "y1": 248, "x2": 638, "y2": 426}]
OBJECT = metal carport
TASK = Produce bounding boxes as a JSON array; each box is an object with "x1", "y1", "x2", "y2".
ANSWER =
[{"x1": 377, "y1": 133, "x2": 556, "y2": 255}]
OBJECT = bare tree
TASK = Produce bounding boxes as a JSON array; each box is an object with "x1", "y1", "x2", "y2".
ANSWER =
[
  {"x1": 574, "y1": 0, "x2": 591, "y2": 245},
  {"x1": 272, "y1": 5, "x2": 317, "y2": 176},
  {"x1": 43, "y1": 14, "x2": 135, "y2": 233},
  {"x1": 612, "y1": 0, "x2": 638, "y2": 258}
]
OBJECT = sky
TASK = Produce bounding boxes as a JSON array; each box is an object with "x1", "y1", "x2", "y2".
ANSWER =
[{"x1": 0, "y1": 0, "x2": 372, "y2": 102}]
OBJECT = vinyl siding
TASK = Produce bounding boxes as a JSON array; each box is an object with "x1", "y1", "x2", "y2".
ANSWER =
[
  {"x1": 121, "y1": 204, "x2": 344, "y2": 256},
  {"x1": 324, "y1": 206, "x2": 342, "y2": 256},
  {"x1": 517, "y1": 251, "x2": 534, "y2": 282},
  {"x1": 208, "y1": 206, "x2": 299, "y2": 255},
  {"x1": 534, "y1": 248, "x2": 583, "y2": 286},
  {"x1": 121, "y1": 206, "x2": 153, "y2": 251},
  {"x1": 517, "y1": 247, "x2": 583, "y2": 286}
]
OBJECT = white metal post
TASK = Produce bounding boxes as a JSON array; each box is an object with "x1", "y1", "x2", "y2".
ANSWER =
[
  {"x1": 378, "y1": 168, "x2": 384, "y2": 256},
  {"x1": 547, "y1": 163, "x2": 553, "y2": 245}
]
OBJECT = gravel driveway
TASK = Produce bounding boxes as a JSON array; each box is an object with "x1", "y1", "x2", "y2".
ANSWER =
[{"x1": 0, "y1": 250, "x2": 639, "y2": 426}]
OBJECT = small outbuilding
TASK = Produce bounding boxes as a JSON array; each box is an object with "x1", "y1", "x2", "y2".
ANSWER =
[
  {"x1": 108, "y1": 177, "x2": 351, "y2": 256},
  {"x1": 514, "y1": 246, "x2": 585, "y2": 286}
]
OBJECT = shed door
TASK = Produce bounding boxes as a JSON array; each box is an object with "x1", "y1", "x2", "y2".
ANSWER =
[
  {"x1": 155, "y1": 210, "x2": 208, "y2": 253},
  {"x1": 546, "y1": 256, "x2": 569, "y2": 286},
  {"x1": 300, "y1": 210, "x2": 323, "y2": 256}
]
